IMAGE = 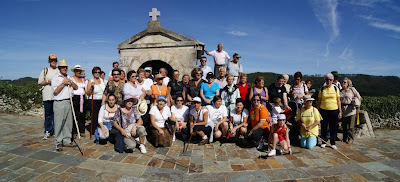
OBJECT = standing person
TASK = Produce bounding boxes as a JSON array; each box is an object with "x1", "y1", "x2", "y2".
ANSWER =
[
  {"x1": 268, "y1": 114, "x2": 291, "y2": 156},
  {"x1": 189, "y1": 97, "x2": 212, "y2": 145},
  {"x1": 87, "y1": 67, "x2": 106, "y2": 135},
  {"x1": 206, "y1": 96, "x2": 229, "y2": 142},
  {"x1": 204, "y1": 43, "x2": 230, "y2": 78},
  {"x1": 113, "y1": 96, "x2": 147, "y2": 154},
  {"x1": 200, "y1": 72, "x2": 220, "y2": 106},
  {"x1": 289, "y1": 72, "x2": 309, "y2": 109},
  {"x1": 340, "y1": 78, "x2": 362, "y2": 144},
  {"x1": 249, "y1": 76, "x2": 269, "y2": 107},
  {"x1": 318, "y1": 73, "x2": 342, "y2": 149},
  {"x1": 238, "y1": 73, "x2": 251, "y2": 109},
  {"x1": 297, "y1": 95, "x2": 322, "y2": 149},
  {"x1": 181, "y1": 74, "x2": 190, "y2": 103},
  {"x1": 70, "y1": 65, "x2": 87, "y2": 138},
  {"x1": 215, "y1": 67, "x2": 227, "y2": 89},
  {"x1": 100, "y1": 71, "x2": 107, "y2": 85},
  {"x1": 305, "y1": 79, "x2": 315, "y2": 97},
  {"x1": 108, "y1": 62, "x2": 119, "y2": 81},
  {"x1": 323, "y1": 71, "x2": 342, "y2": 90},
  {"x1": 94, "y1": 94, "x2": 118, "y2": 144},
  {"x1": 198, "y1": 56, "x2": 212, "y2": 81},
  {"x1": 38, "y1": 54, "x2": 59, "y2": 139},
  {"x1": 246, "y1": 94, "x2": 270, "y2": 150},
  {"x1": 144, "y1": 66, "x2": 154, "y2": 80},
  {"x1": 168, "y1": 70, "x2": 185, "y2": 105},
  {"x1": 51, "y1": 59, "x2": 78, "y2": 150},
  {"x1": 228, "y1": 98, "x2": 249, "y2": 139},
  {"x1": 268, "y1": 75, "x2": 290, "y2": 110},
  {"x1": 159, "y1": 68, "x2": 170, "y2": 85},
  {"x1": 226, "y1": 53, "x2": 243, "y2": 84},
  {"x1": 149, "y1": 95, "x2": 173, "y2": 147},
  {"x1": 187, "y1": 68, "x2": 205, "y2": 104},
  {"x1": 123, "y1": 70, "x2": 146, "y2": 101},
  {"x1": 151, "y1": 74, "x2": 170, "y2": 106},
  {"x1": 221, "y1": 75, "x2": 241, "y2": 114},
  {"x1": 282, "y1": 74, "x2": 291, "y2": 94},
  {"x1": 103, "y1": 68, "x2": 124, "y2": 106}
]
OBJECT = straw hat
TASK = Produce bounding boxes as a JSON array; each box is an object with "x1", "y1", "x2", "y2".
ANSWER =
[
  {"x1": 303, "y1": 95, "x2": 315, "y2": 102},
  {"x1": 57, "y1": 59, "x2": 68, "y2": 67},
  {"x1": 153, "y1": 74, "x2": 164, "y2": 81},
  {"x1": 71, "y1": 65, "x2": 85, "y2": 72},
  {"x1": 137, "y1": 99, "x2": 148, "y2": 116}
]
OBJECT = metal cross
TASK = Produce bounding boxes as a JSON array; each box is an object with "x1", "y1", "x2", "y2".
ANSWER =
[{"x1": 149, "y1": 8, "x2": 160, "y2": 21}]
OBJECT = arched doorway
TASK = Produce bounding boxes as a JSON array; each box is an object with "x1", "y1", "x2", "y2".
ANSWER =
[{"x1": 139, "y1": 60, "x2": 174, "y2": 78}]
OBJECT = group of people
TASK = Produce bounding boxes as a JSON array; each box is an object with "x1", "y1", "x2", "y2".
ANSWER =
[{"x1": 38, "y1": 46, "x2": 362, "y2": 157}]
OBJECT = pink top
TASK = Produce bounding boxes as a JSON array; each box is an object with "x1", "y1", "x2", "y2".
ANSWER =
[{"x1": 209, "y1": 50, "x2": 230, "y2": 65}]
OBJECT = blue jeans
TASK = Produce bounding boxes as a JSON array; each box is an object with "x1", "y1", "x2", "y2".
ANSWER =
[
  {"x1": 301, "y1": 136, "x2": 317, "y2": 149},
  {"x1": 43, "y1": 100, "x2": 54, "y2": 135},
  {"x1": 320, "y1": 109, "x2": 339, "y2": 145},
  {"x1": 94, "y1": 122, "x2": 113, "y2": 144}
]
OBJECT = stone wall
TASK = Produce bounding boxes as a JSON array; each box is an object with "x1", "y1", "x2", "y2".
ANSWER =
[{"x1": 0, "y1": 95, "x2": 43, "y2": 117}]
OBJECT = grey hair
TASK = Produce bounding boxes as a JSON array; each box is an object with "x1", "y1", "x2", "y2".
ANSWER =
[
  {"x1": 219, "y1": 67, "x2": 226, "y2": 72},
  {"x1": 282, "y1": 74, "x2": 289, "y2": 80},
  {"x1": 325, "y1": 73, "x2": 334, "y2": 80}
]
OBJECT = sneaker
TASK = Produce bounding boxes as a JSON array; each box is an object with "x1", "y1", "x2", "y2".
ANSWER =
[
  {"x1": 279, "y1": 146, "x2": 284, "y2": 154},
  {"x1": 331, "y1": 145, "x2": 337, "y2": 150},
  {"x1": 321, "y1": 144, "x2": 326, "y2": 148},
  {"x1": 55, "y1": 144, "x2": 63, "y2": 151},
  {"x1": 139, "y1": 144, "x2": 147, "y2": 154},
  {"x1": 268, "y1": 149, "x2": 276, "y2": 157},
  {"x1": 43, "y1": 131, "x2": 50, "y2": 140},
  {"x1": 198, "y1": 138, "x2": 208, "y2": 145},
  {"x1": 256, "y1": 141, "x2": 264, "y2": 150}
]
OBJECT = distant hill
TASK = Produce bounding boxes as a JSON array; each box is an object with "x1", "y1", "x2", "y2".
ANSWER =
[
  {"x1": 2, "y1": 74, "x2": 400, "y2": 97},
  {"x1": 247, "y1": 72, "x2": 400, "y2": 97}
]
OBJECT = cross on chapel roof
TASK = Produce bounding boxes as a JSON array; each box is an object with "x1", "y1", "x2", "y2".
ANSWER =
[{"x1": 149, "y1": 8, "x2": 160, "y2": 21}]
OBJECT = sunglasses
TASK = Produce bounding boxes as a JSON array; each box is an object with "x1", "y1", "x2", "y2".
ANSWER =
[
  {"x1": 131, "y1": 75, "x2": 137, "y2": 78},
  {"x1": 342, "y1": 81, "x2": 347, "y2": 84},
  {"x1": 325, "y1": 79, "x2": 333, "y2": 81},
  {"x1": 176, "y1": 100, "x2": 183, "y2": 102},
  {"x1": 196, "y1": 73, "x2": 202, "y2": 75},
  {"x1": 50, "y1": 60, "x2": 57, "y2": 63},
  {"x1": 93, "y1": 71, "x2": 101, "y2": 74},
  {"x1": 112, "y1": 73, "x2": 121, "y2": 76},
  {"x1": 295, "y1": 79, "x2": 301, "y2": 81}
]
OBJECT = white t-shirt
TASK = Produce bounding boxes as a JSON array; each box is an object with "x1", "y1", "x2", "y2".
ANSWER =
[
  {"x1": 209, "y1": 50, "x2": 230, "y2": 65},
  {"x1": 171, "y1": 105, "x2": 189, "y2": 122},
  {"x1": 72, "y1": 78, "x2": 86, "y2": 96},
  {"x1": 190, "y1": 108, "x2": 209, "y2": 126},
  {"x1": 137, "y1": 78, "x2": 153, "y2": 91},
  {"x1": 271, "y1": 104, "x2": 282, "y2": 125},
  {"x1": 38, "y1": 67, "x2": 59, "y2": 101},
  {"x1": 88, "y1": 78, "x2": 105, "y2": 100},
  {"x1": 98, "y1": 105, "x2": 117, "y2": 124},
  {"x1": 206, "y1": 105, "x2": 228, "y2": 126},
  {"x1": 230, "y1": 108, "x2": 249, "y2": 125},
  {"x1": 123, "y1": 83, "x2": 143, "y2": 99},
  {"x1": 163, "y1": 77, "x2": 170, "y2": 86},
  {"x1": 149, "y1": 106, "x2": 171, "y2": 128}
]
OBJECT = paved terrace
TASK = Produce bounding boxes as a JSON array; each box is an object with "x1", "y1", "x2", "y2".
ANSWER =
[{"x1": 0, "y1": 113, "x2": 400, "y2": 182}]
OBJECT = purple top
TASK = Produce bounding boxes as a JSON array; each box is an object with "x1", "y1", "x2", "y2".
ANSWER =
[{"x1": 253, "y1": 87, "x2": 267, "y2": 107}]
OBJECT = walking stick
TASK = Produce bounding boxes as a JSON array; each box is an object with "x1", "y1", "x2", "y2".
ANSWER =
[
  {"x1": 181, "y1": 109, "x2": 200, "y2": 155},
  {"x1": 90, "y1": 91, "x2": 94, "y2": 139},
  {"x1": 68, "y1": 85, "x2": 85, "y2": 156},
  {"x1": 308, "y1": 131, "x2": 350, "y2": 160}
]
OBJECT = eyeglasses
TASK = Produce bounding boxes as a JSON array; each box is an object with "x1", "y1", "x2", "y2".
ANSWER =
[
  {"x1": 112, "y1": 73, "x2": 121, "y2": 76},
  {"x1": 145, "y1": 70, "x2": 151, "y2": 72},
  {"x1": 93, "y1": 71, "x2": 101, "y2": 74},
  {"x1": 176, "y1": 100, "x2": 183, "y2": 102}
]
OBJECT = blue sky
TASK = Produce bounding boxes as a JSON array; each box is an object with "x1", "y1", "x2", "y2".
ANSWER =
[{"x1": 1, "y1": 0, "x2": 399, "y2": 80}]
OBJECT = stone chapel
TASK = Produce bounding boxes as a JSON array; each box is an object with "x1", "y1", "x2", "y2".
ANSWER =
[{"x1": 117, "y1": 8, "x2": 205, "y2": 78}]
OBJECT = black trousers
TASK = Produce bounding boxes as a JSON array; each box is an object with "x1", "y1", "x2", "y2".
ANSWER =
[{"x1": 72, "y1": 95, "x2": 86, "y2": 134}]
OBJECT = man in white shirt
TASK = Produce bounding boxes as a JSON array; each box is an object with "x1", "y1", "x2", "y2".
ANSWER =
[
  {"x1": 51, "y1": 59, "x2": 78, "y2": 151},
  {"x1": 226, "y1": 53, "x2": 243, "y2": 84},
  {"x1": 38, "y1": 54, "x2": 60, "y2": 139},
  {"x1": 159, "y1": 67, "x2": 170, "y2": 85},
  {"x1": 215, "y1": 67, "x2": 227, "y2": 89},
  {"x1": 205, "y1": 43, "x2": 230, "y2": 78},
  {"x1": 198, "y1": 56, "x2": 212, "y2": 81}
]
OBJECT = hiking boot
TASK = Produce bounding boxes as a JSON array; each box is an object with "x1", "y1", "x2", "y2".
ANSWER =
[
  {"x1": 139, "y1": 144, "x2": 147, "y2": 154},
  {"x1": 198, "y1": 138, "x2": 208, "y2": 145},
  {"x1": 321, "y1": 144, "x2": 326, "y2": 148},
  {"x1": 331, "y1": 145, "x2": 337, "y2": 150},
  {"x1": 43, "y1": 131, "x2": 50, "y2": 140},
  {"x1": 268, "y1": 149, "x2": 276, "y2": 157}
]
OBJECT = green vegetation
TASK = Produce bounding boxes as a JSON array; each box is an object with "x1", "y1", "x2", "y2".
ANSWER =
[
  {"x1": 361, "y1": 95, "x2": 400, "y2": 119},
  {"x1": 0, "y1": 79, "x2": 42, "y2": 110}
]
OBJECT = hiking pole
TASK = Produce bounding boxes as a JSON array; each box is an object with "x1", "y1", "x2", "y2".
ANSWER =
[
  {"x1": 309, "y1": 131, "x2": 350, "y2": 160},
  {"x1": 90, "y1": 91, "x2": 94, "y2": 139},
  {"x1": 68, "y1": 85, "x2": 85, "y2": 156}
]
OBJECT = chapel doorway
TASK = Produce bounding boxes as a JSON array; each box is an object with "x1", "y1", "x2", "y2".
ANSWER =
[{"x1": 139, "y1": 60, "x2": 174, "y2": 78}]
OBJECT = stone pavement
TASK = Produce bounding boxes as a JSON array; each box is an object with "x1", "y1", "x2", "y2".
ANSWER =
[{"x1": 1, "y1": 113, "x2": 400, "y2": 182}]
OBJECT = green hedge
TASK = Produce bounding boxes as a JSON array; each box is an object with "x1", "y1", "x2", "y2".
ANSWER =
[
  {"x1": 361, "y1": 95, "x2": 400, "y2": 119},
  {"x1": 0, "y1": 81, "x2": 42, "y2": 110}
]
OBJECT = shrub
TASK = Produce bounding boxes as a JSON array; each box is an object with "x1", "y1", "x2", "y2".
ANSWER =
[
  {"x1": 361, "y1": 95, "x2": 400, "y2": 119},
  {"x1": 0, "y1": 81, "x2": 42, "y2": 110}
]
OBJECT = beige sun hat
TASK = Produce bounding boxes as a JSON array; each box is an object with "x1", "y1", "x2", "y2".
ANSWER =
[
  {"x1": 57, "y1": 59, "x2": 68, "y2": 67},
  {"x1": 303, "y1": 95, "x2": 315, "y2": 102},
  {"x1": 71, "y1": 65, "x2": 85, "y2": 72},
  {"x1": 137, "y1": 99, "x2": 148, "y2": 116}
]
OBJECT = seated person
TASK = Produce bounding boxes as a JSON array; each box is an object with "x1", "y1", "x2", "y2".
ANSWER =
[{"x1": 189, "y1": 97, "x2": 212, "y2": 145}]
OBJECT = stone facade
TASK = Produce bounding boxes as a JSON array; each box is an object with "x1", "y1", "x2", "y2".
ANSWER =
[{"x1": 118, "y1": 20, "x2": 204, "y2": 77}]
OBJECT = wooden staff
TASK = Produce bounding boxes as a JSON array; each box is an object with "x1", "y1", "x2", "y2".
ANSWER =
[
  {"x1": 68, "y1": 86, "x2": 85, "y2": 156},
  {"x1": 308, "y1": 131, "x2": 350, "y2": 160}
]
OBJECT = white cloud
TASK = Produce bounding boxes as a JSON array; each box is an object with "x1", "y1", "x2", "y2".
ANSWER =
[
  {"x1": 310, "y1": 0, "x2": 339, "y2": 57},
  {"x1": 390, "y1": 35, "x2": 400, "y2": 39},
  {"x1": 339, "y1": 47, "x2": 353, "y2": 60},
  {"x1": 348, "y1": 0, "x2": 390, "y2": 7},
  {"x1": 227, "y1": 31, "x2": 248, "y2": 37},
  {"x1": 369, "y1": 22, "x2": 400, "y2": 33},
  {"x1": 359, "y1": 15, "x2": 386, "y2": 22}
]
